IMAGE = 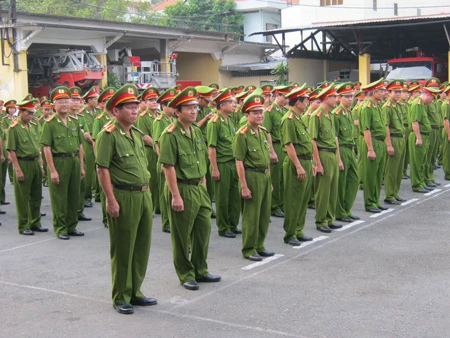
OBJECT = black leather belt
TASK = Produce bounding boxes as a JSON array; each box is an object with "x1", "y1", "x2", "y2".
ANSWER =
[
  {"x1": 272, "y1": 140, "x2": 280, "y2": 144},
  {"x1": 318, "y1": 147, "x2": 336, "y2": 153},
  {"x1": 18, "y1": 156, "x2": 39, "y2": 161},
  {"x1": 245, "y1": 167, "x2": 269, "y2": 173},
  {"x1": 420, "y1": 132, "x2": 430, "y2": 136},
  {"x1": 340, "y1": 144, "x2": 354, "y2": 150},
  {"x1": 144, "y1": 145, "x2": 152, "y2": 148},
  {"x1": 52, "y1": 151, "x2": 79, "y2": 158},
  {"x1": 431, "y1": 126, "x2": 440, "y2": 130},
  {"x1": 390, "y1": 133, "x2": 404, "y2": 138},
  {"x1": 372, "y1": 136, "x2": 385, "y2": 142},
  {"x1": 404, "y1": 124, "x2": 409, "y2": 127},
  {"x1": 297, "y1": 155, "x2": 312, "y2": 160},
  {"x1": 114, "y1": 184, "x2": 149, "y2": 192},
  {"x1": 177, "y1": 179, "x2": 202, "y2": 186}
]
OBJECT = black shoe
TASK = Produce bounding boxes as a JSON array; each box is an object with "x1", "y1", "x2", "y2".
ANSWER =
[
  {"x1": 219, "y1": 231, "x2": 236, "y2": 238},
  {"x1": 30, "y1": 226, "x2": 48, "y2": 232},
  {"x1": 297, "y1": 235, "x2": 313, "y2": 242},
  {"x1": 384, "y1": 199, "x2": 400, "y2": 205},
  {"x1": 426, "y1": 182, "x2": 437, "y2": 188},
  {"x1": 163, "y1": 229, "x2": 171, "y2": 233},
  {"x1": 84, "y1": 201, "x2": 93, "y2": 208},
  {"x1": 232, "y1": 229, "x2": 242, "y2": 234},
  {"x1": 272, "y1": 211, "x2": 284, "y2": 218},
  {"x1": 258, "y1": 250, "x2": 275, "y2": 257},
  {"x1": 0, "y1": 201, "x2": 10, "y2": 205},
  {"x1": 424, "y1": 187, "x2": 434, "y2": 191},
  {"x1": 0, "y1": 210, "x2": 5, "y2": 214},
  {"x1": 20, "y1": 229, "x2": 34, "y2": 235},
  {"x1": 68, "y1": 229, "x2": 84, "y2": 236},
  {"x1": 130, "y1": 297, "x2": 157, "y2": 306},
  {"x1": 104, "y1": 224, "x2": 108, "y2": 228},
  {"x1": 329, "y1": 224, "x2": 343, "y2": 229},
  {"x1": 317, "y1": 226, "x2": 332, "y2": 233},
  {"x1": 402, "y1": 175, "x2": 409, "y2": 180},
  {"x1": 349, "y1": 215, "x2": 360, "y2": 220},
  {"x1": 246, "y1": 254, "x2": 263, "y2": 261},
  {"x1": 40, "y1": 213, "x2": 46, "y2": 217},
  {"x1": 308, "y1": 205, "x2": 316, "y2": 209},
  {"x1": 211, "y1": 213, "x2": 216, "y2": 219},
  {"x1": 43, "y1": 182, "x2": 49, "y2": 187},
  {"x1": 434, "y1": 182, "x2": 441, "y2": 186},
  {"x1": 196, "y1": 274, "x2": 221, "y2": 283},
  {"x1": 182, "y1": 280, "x2": 199, "y2": 290},
  {"x1": 113, "y1": 303, "x2": 134, "y2": 314},
  {"x1": 58, "y1": 234, "x2": 70, "y2": 240},
  {"x1": 94, "y1": 198, "x2": 101, "y2": 203},
  {"x1": 378, "y1": 206, "x2": 389, "y2": 211},
  {"x1": 395, "y1": 197, "x2": 407, "y2": 202},
  {"x1": 78, "y1": 215, "x2": 92, "y2": 221},
  {"x1": 414, "y1": 188, "x2": 429, "y2": 193},
  {"x1": 366, "y1": 207, "x2": 381, "y2": 213},
  {"x1": 336, "y1": 217, "x2": 353, "y2": 222},
  {"x1": 286, "y1": 238, "x2": 301, "y2": 246}
]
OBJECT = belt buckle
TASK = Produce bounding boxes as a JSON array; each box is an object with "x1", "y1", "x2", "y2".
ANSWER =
[
  {"x1": 141, "y1": 185, "x2": 148, "y2": 191},
  {"x1": 197, "y1": 181, "x2": 202, "y2": 186},
  {"x1": 264, "y1": 169, "x2": 269, "y2": 174},
  {"x1": 71, "y1": 153, "x2": 76, "y2": 158}
]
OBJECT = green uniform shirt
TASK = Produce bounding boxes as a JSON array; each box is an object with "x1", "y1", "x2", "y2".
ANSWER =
[
  {"x1": 135, "y1": 110, "x2": 156, "y2": 141},
  {"x1": 206, "y1": 113, "x2": 236, "y2": 163},
  {"x1": 159, "y1": 119, "x2": 207, "y2": 180},
  {"x1": 332, "y1": 105, "x2": 354, "y2": 146},
  {"x1": 382, "y1": 99, "x2": 405, "y2": 135},
  {"x1": 309, "y1": 107, "x2": 337, "y2": 149},
  {"x1": 96, "y1": 121, "x2": 150, "y2": 186},
  {"x1": 301, "y1": 109, "x2": 313, "y2": 129},
  {"x1": 281, "y1": 110, "x2": 313, "y2": 156},
  {"x1": 399, "y1": 101, "x2": 409, "y2": 126},
  {"x1": 3, "y1": 115, "x2": 14, "y2": 134},
  {"x1": 229, "y1": 109, "x2": 244, "y2": 130},
  {"x1": 81, "y1": 108, "x2": 101, "y2": 135},
  {"x1": 350, "y1": 105, "x2": 362, "y2": 137},
  {"x1": 360, "y1": 99, "x2": 387, "y2": 139},
  {"x1": 6, "y1": 120, "x2": 40, "y2": 158},
  {"x1": 152, "y1": 113, "x2": 173, "y2": 145},
  {"x1": 427, "y1": 100, "x2": 442, "y2": 127},
  {"x1": 233, "y1": 123, "x2": 270, "y2": 169},
  {"x1": 410, "y1": 97, "x2": 432, "y2": 134},
  {"x1": 238, "y1": 115, "x2": 248, "y2": 129},
  {"x1": 263, "y1": 102, "x2": 288, "y2": 142},
  {"x1": 92, "y1": 112, "x2": 113, "y2": 140},
  {"x1": 196, "y1": 106, "x2": 211, "y2": 139},
  {"x1": 39, "y1": 114, "x2": 84, "y2": 154},
  {"x1": 441, "y1": 98, "x2": 450, "y2": 121}
]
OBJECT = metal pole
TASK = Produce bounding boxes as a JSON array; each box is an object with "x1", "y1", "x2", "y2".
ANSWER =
[{"x1": 11, "y1": 0, "x2": 20, "y2": 72}]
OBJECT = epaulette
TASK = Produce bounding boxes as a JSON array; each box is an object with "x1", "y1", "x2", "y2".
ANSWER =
[
  {"x1": 335, "y1": 108, "x2": 341, "y2": 115},
  {"x1": 258, "y1": 125, "x2": 268, "y2": 132},
  {"x1": 46, "y1": 115, "x2": 55, "y2": 123},
  {"x1": 10, "y1": 120, "x2": 18, "y2": 128},
  {"x1": 212, "y1": 114, "x2": 220, "y2": 123},
  {"x1": 386, "y1": 101, "x2": 391, "y2": 107},
  {"x1": 240, "y1": 126, "x2": 248, "y2": 134},
  {"x1": 2, "y1": 115, "x2": 8, "y2": 119},
  {"x1": 132, "y1": 126, "x2": 144, "y2": 135},
  {"x1": 367, "y1": 102, "x2": 372, "y2": 108},
  {"x1": 97, "y1": 113, "x2": 104, "y2": 119},
  {"x1": 316, "y1": 110, "x2": 322, "y2": 117},
  {"x1": 30, "y1": 121, "x2": 37, "y2": 127},
  {"x1": 156, "y1": 114, "x2": 163, "y2": 121},
  {"x1": 78, "y1": 113, "x2": 84, "y2": 117},
  {"x1": 38, "y1": 115, "x2": 44, "y2": 121},
  {"x1": 417, "y1": 99, "x2": 422, "y2": 105},
  {"x1": 69, "y1": 115, "x2": 78, "y2": 121},
  {"x1": 266, "y1": 105, "x2": 273, "y2": 112},
  {"x1": 103, "y1": 121, "x2": 113, "y2": 129},
  {"x1": 288, "y1": 112, "x2": 294, "y2": 120},
  {"x1": 105, "y1": 124, "x2": 116, "y2": 133},
  {"x1": 140, "y1": 111, "x2": 146, "y2": 117},
  {"x1": 166, "y1": 124, "x2": 176, "y2": 133}
]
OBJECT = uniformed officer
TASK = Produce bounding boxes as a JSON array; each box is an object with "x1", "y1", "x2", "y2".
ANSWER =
[
  {"x1": 40, "y1": 86, "x2": 85, "y2": 240},
  {"x1": 333, "y1": 82, "x2": 360, "y2": 222},
  {"x1": 207, "y1": 87, "x2": 241, "y2": 238},
  {"x1": 1, "y1": 99, "x2": 16, "y2": 204},
  {"x1": 153, "y1": 88, "x2": 176, "y2": 233},
  {"x1": 409, "y1": 87, "x2": 441, "y2": 192},
  {"x1": 233, "y1": 92, "x2": 275, "y2": 261},
  {"x1": 261, "y1": 84, "x2": 273, "y2": 110},
  {"x1": 159, "y1": 86, "x2": 221, "y2": 291},
  {"x1": 236, "y1": 91, "x2": 250, "y2": 128},
  {"x1": 263, "y1": 85, "x2": 291, "y2": 217},
  {"x1": 7, "y1": 99, "x2": 45, "y2": 235},
  {"x1": 441, "y1": 85, "x2": 450, "y2": 180},
  {"x1": 383, "y1": 80, "x2": 407, "y2": 205},
  {"x1": 137, "y1": 94, "x2": 147, "y2": 113},
  {"x1": 309, "y1": 85, "x2": 343, "y2": 233},
  {"x1": 400, "y1": 83, "x2": 411, "y2": 179},
  {"x1": 96, "y1": 84, "x2": 156, "y2": 315},
  {"x1": 281, "y1": 85, "x2": 314, "y2": 246},
  {"x1": 136, "y1": 87, "x2": 160, "y2": 214},
  {"x1": 437, "y1": 82, "x2": 448, "y2": 166},
  {"x1": 38, "y1": 100, "x2": 53, "y2": 187}
]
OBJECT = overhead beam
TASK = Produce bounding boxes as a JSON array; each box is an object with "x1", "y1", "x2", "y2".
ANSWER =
[{"x1": 105, "y1": 33, "x2": 125, "y2": 50}]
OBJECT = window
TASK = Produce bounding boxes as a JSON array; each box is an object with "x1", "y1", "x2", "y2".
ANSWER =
[
  {"x1": 320, "y1": 0, "x2": 343, "y2": 6},
  {"x1": 266, "y1": 23, "x2": 278, "y2": 43}
]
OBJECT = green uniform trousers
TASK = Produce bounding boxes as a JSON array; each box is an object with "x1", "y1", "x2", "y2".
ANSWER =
[
  {"x1": 403, "y1": 127, "x2": 411, "y2": 176},
  {"x1": 41, "y1": 146, "x2": 48, "y2": 185},
  {"x1": 108, "y1": 188, "x2": 153, "y2": 306},
  {"x1": 241, "y1": 171, "x2": 271, "y2": 257},
  {"x1": 438, "y1": 127, "x2": 444, "y2": 165},
  {"x1": 78, "y1": 177, "x2": 86, "y2": 217},
  {"x1": 214, "y1": 161, "x2": 240, "y2": 234},
  {"x1": 92, "y1": 171, "x2": 101, "y2": 201},
  {"x1": 166, "y1": 183, "x2": 211, "y2": 283},
  {"x1": 83, "y1": 143, "x2": 95, "y2": 202},
  {"x1": 409, "y1": 133, "x2": 430, "y2": 190},
  {"x1": 358, "y1": 135, "x2": 365, "y2": 188},
  {"x1": 8, "y1": 162, "x2": 13, "y2": 183},
  {"x1": 362, "y1": 139, "x2": 386, "y2": 209},
  {"x1": 48, "y1": 157, "x2": 81, "y2": 236},
  {"x1": 384, "y1": 137, "x2": 406, "y2": 201},
  {"x1": 145, "y1": 146, "x2": 159, "y2": 213},
  {"x1": 315, "y1": 151, "x2": 339, "y2": 228},
  {"x1": 425, "y1": 128, "x2": 439, "y2": 184},
  {"x1": 1, "y1": 147, "x2": 7, "y2": 202},
  {"x1": 270, "y1": 142, "x2": 284, "y2": 214},
  {"x1": 283, "y1": 158, "x2": 312, "y2": 242},
  {"x1": 205, "y1": 155, "x2": 215, "y2": 204},
  {"x1": 443, "y1": 131, "x2": 450, "y2": 180},
  {"x1": 14, "y1": 160, "x2": 42, "y2": 233},
  {"x1": 157, "y1": 165, "x2": 170, "y2": 232},
  {"x1": 336, "y1": 146, "x2": 359, "y2": 218},
  {"x1": 100, "y1": 189, "x2": 108, "y2": 226}
]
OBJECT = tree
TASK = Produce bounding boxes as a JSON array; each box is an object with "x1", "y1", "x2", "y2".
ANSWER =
[{"x1": 271, "y1": 62, "x2": 290, "y2": 86}]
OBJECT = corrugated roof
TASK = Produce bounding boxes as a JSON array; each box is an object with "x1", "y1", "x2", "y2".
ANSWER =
[
  {"x1": 250, "y1": 12, "x2": 450, "y2": 36},
  {"x1": 219, "y1": 60, "x2": 281, "y2": 71}
]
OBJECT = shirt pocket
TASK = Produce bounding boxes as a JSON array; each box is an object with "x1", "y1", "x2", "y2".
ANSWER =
[
  {"x1": 319, "y1": 128, "x2": 332, "y2": 141},
  {"x1": 117, "y1": 148, "x2": 136, "y2": 169},
  {"x1": 178, "y1": 148, "x2": 194, "y2": 167},
  {"x1": 54, "y1": 135, "x2": 66, "y2": 147}
]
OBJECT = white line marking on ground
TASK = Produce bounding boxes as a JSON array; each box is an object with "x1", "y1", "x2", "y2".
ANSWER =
[
  {"x1": 292, "y1": 235, "x2": 328, "y2": 249},
  {"x1": 424, "y1": 188, "x2": 442, "y2": 196},
  {"x1": 444, "y1": 183, "x2": 450, "y2": 188},
  {"x1": 370, "y1": 208, "x2": 395, "y2": 218},
  {"x1": 241, "y1": 254, "x2": 284, "y2": 270},
  {"x1": 401, "y1": 198, "x2": 419, "y2": 206},
  {"x1": 335, "y1": 221, "x2": 365, "y2": 232}
]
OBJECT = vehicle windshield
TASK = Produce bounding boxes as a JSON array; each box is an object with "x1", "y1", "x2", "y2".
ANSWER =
[
  {"x1": 389, "y1": 61, "x2": 432, "y2": 70},
  {"x1": 386, "y1": 65, "x2": 432, "y2": 81}
]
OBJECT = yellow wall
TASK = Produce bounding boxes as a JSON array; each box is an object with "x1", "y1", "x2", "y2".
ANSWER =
[
  {"x1": 0, "y1": 41, "x2": 28, "y2": 100},
  {"x1": 358, "y1": 54, "x2": 371, "y2": 87},
  {"x1": 96, "y1": 54, "x2": 108, "y2": 89},
  {"x1": 176, "y1": 52, "x2": 221, "y2": 85}
]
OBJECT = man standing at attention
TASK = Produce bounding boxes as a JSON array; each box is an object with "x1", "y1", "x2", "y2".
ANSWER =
[{"x1": 96, "y1": 84, "x2": 156, "y2": 315}]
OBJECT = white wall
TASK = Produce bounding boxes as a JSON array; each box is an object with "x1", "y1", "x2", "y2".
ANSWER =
[{"x1": 243, "y1": 9, "x2": 282, "y2": 43}]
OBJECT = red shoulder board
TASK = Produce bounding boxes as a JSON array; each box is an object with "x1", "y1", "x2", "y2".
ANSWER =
[
  {"x1": 97, "y1": 113, "x2": 104, "y2": 119},
  {"x1": 140, "y1": 111, "x2": 146, "y2": 117},
  {"x1": 46, "y1": 115, "x2": 55, "y2": 123},
  {"x1": 105, "y1": 124, "x2": 116, "y2": 133},
  {"x1": 288, "y1": 112, "x2": 294, "y2": 120},
  {"x1": 335, "y1": 108, "x2": 341, "y2": 115},
  {"x1": 266, "y1": 105, "x2": 273, "y2": 112},
  {"x1": 156, "y1": 114, "x2": 163, "y2": 121},
  {"x1": 258, "y1": 125, "x2": 268, "y2": 132},
  {"x1": 367, "y1": 102, "x2": 372, "y2": 108},
  {"x1": 316, "y1": 110, "x2": 322, "y2": 117},
  {"x1": 386, "y1": 101, "x2": 391, "y2": 107},
  {"x1": 38, "y1": 116, "x2": 43, "y2": 121},
  {"x1": 417, "y1": 100, "x2": 422, "y2": 105},
  {"x1": 212, "y1": 114, "x2": 220, "y2": 123},
  {"x1": 69, "y1": 115, "x2": 78, "y2": 121},
  {"x1": 78, "y1": 113, "x2": 84, "y2": 117},
  {"x1": 166, "y1": 124, "x2": 177, "y2": 133},
  {"x1": 10, "y1": 120, "x2": 18, "y2": 128},
  {"x1": 240, "y1": 126, "x2": 248, "y2": 134}
]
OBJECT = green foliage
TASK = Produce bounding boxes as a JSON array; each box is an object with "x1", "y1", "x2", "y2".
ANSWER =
[
  {"x1": 107, "y1": 71, "x2": 122, "y2": 89},
  {"x1": 271, "y1": 62, "x2": 290, "y2": 86}
]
